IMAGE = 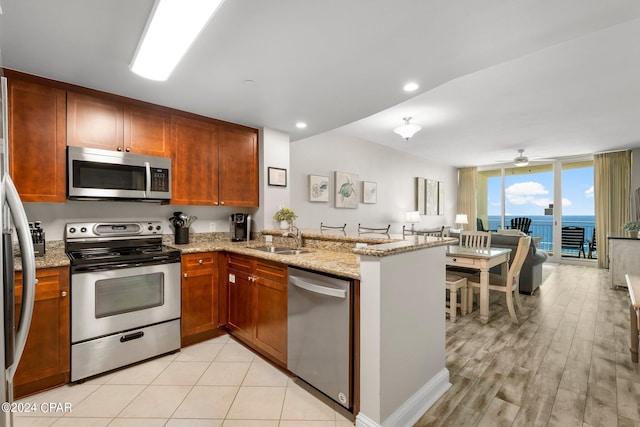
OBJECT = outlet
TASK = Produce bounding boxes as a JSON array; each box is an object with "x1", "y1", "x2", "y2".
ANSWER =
[
  {"x1": 209, "y1": 222, "x2": 216, "y2": 232},
  {"x1": 355, "y1": 242, "x2": 368, "y2": 249},
  {"x1": 265, "y1": 235, "x2": 273, "y2": 243}
]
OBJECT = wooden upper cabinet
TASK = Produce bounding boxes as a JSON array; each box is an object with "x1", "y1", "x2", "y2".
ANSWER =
[
  {"x1": 124, "y1": 105, "x2": 171, "y2": 157},
  {"x1": 219, "y1": 127, "x2": 259, "y2": 207},
  {"x1": 171, "y1": 116, "x2": 219, "y2": 205},
  {"x1": 67, "y1": 92, "x2": 170, "y2": 156},
  {"x1": 7, "y1": 77, "x2": 67, "y2": 202},
  {"x1": 67, "y1": 91, "x2": 123, "y2": 151}
]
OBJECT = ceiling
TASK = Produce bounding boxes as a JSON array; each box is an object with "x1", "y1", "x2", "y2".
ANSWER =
[{"x1": 1, "y1": 0, "x2": 640, "y2": 167}]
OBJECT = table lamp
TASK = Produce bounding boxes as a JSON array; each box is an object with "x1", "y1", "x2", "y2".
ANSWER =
[
  {"x1": 455, "y1": 214, "x2": 468, "y2": 232},
  {"x1": 405, "y1": 211, "x2": 421, "y2": 231}
]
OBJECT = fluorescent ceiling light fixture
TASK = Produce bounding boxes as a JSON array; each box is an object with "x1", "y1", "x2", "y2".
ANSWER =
[
  {"x1": 130, "y1": 0, "x2": 225, "y2": 81},
  {"x1": 295, "y1": 122, "x2": 307, "y2": 129},
  {"x1": 393, "y1": 117, "x2": 421, "y2": 141},
  {"x1": 403, "y1": 82, "x2": 419, "y2": 92}
]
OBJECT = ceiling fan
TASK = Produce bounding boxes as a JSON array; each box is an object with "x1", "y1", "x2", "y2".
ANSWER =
[{"x1": 513, "y1": 149, "x2": 529, "y2": 167}]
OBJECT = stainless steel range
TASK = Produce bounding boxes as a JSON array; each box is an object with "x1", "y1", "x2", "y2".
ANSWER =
[{"x1": 65, "y1": 221, "x2": 181, "y2": 382}]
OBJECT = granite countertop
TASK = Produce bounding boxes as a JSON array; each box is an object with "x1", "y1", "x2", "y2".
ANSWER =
[
  {"x1": 15, "y1": 231, "x2": 454, "y2": 279},
  {"x1": 14, "y1": 240, "x2": 70, "y2": 271},
  {"x1": 170, "y1": 239, "x2": 361, "y2": 279}
]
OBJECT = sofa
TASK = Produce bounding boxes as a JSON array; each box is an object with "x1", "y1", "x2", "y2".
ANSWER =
[{"x1": 449, "y1": 231, "x2": 548, "y2": 294}]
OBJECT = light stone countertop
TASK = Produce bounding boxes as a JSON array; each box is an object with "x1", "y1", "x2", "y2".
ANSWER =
[{"x1": 14, "y1": 231, "x2": 455, "y2": 280}]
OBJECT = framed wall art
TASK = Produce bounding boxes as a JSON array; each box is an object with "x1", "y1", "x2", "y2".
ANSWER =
[
  {"x1": 309, "y1": 174, "x2": 329, "y2": 202},
  {"x1": 362, "y1": 181, "x2": 377, "y2": 204},
  {"x1": 268, "y1": 167, "x2": 287, "y2": 187},
  {"x1": 335, "y1": 171, "x2": 358, "y2": 208},
  {"x1": 426, "y1": 179, "x2": 438, "y2": 215}
]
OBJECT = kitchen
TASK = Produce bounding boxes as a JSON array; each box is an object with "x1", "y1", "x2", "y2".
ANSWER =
[
  {"x1": 3, "y1": 1, "x2": 640, "y2": 427},
  {"x1": 1, "y1": 44, "x2": 454, "y2": 427}
]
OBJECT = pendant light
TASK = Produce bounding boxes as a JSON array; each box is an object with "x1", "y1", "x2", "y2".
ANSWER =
[{"x1": 393, "y1": 117, "x2": 421, "y2": 141}]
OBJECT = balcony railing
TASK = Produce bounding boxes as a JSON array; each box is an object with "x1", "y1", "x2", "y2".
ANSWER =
[{"x1": 487, "y1": 218, "x2": 596, "y2": 258}]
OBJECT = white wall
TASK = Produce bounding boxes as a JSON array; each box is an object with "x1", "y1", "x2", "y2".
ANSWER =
[
  {"x1": 289, "y1": 131, "x2": 458, "y2": 233},
  {"x1": 257, "y1": 128, "x2": 290, "y2": 229}
]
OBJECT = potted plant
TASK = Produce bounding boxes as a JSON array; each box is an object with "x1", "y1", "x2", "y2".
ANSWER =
[
  {"x1": 273, "y1": 207, "x2": 298, "y2": 229},
  {"x1": 622, "y1": 221, "x2": 640, "y2": 238}
]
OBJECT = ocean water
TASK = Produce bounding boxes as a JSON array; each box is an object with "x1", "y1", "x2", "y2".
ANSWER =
[{"x1": 485, "y1": 215, "x2": 596, "y2": 253}]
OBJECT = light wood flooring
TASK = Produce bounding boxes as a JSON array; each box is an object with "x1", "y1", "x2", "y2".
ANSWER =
[{"x1": 416, "y1": 263, "x2": 640, "y2": 427}]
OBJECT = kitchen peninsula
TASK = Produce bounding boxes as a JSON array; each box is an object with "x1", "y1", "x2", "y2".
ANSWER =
[{"x1": 16, "y1": 230, "x2": 455, "y2": 427}]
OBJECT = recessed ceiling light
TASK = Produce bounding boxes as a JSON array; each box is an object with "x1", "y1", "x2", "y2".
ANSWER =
[
  {"x1": 403, "y1": 82, "x2": 419, "y2": 92},
  {"x1": 296, "y1": 122, "x2": 307, "y2": 129},
  {"x1": 130, "y1": 0, "x2": 225, "y2": 81}
]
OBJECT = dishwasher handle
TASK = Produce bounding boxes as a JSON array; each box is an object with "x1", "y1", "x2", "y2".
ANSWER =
[{"x1": 289, "y1": 275, "x2": 347, "y2": 299}]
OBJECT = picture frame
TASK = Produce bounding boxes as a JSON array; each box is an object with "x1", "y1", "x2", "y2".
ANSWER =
[
  {"x1": 309, "y1": 174, "x2": 329, "y2": 202},
  {"x1": 426, "y1": 179, "x2": 438, "y2": 215},
  {"x1": 268, "y1": 167, "x2": 287, "y2": 187},
  {"x1": 335, "y1": 171, "x2": 358, "y2": 209},
  {"x1": 362, "y1": 181, "x2": 377, "y2": 204},
  {"x1": 438, "y1": 181, "x2": 445, "y2": 215}
]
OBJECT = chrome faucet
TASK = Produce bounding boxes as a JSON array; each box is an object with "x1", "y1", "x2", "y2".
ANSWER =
[{"x1": 283, "y1": 225, "x2": 302, "y2": 248}]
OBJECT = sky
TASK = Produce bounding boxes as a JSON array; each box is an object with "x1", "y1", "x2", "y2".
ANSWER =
[{"x1": 487, "y1": 166, "x2": 594, "y2": 216}]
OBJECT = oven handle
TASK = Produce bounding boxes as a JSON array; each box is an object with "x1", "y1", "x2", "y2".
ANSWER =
[
  {"x1": 120, "y1": 331, "x2": 144, "y2": 343},
  {"x1": 144, "y1": 161, "x2": 151, "y2": 197},
  {"x1": 71, "y1": 258, "x2": 180, "y2": 273}
]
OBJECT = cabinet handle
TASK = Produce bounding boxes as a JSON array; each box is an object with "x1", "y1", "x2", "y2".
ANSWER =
[
  {"x1": 60, "y1": 291, "x2": 67, "y2": 298},
  {"x1": 117, "y1": 147, "x2": 122, "y2": 151},
  {"x1": 183, "y1": 273, "x2": 188, "y2": 278},
  {"x1": 220, "y1": 201, "x2": 225, "y2": 205},
  {"x1": 198, "y1": 258, "x2": 203, "y2": 264},
  {"x1": 125, "y1": 147, "x2": 131, "y2": 152},
  {"x1": 214, "y1": 202, "x2": 219, "y2": 206}
]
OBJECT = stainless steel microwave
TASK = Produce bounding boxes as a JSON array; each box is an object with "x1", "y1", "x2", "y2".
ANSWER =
[{"x1": 67, "y1": 146, "x2": 171, "y2": 203}]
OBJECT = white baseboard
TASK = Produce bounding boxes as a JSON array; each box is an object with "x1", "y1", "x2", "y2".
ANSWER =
[{"x1": 355, "y1": 369, "x2": 451, "y2": 427}]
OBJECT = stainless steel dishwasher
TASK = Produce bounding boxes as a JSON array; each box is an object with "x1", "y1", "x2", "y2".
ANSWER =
[{"x1": 287, "y1": 267, "x2": 352, "y2": 409}]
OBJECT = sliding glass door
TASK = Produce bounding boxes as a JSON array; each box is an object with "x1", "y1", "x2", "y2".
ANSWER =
[{"x1": 478, "y1": 158, "x2": 594, "y2": 263}]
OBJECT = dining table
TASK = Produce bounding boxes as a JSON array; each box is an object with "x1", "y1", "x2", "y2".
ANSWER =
[{"x1": 446, "y1": 245, "x2": 512, "y2": 324}]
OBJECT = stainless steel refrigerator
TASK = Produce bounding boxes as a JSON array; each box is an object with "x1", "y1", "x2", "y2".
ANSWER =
[{"x1": 0, "y1": 75, "x2": 38, "y2": 426}]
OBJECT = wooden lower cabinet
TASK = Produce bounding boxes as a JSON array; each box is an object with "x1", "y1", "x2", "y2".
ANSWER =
[
  {"x1": 226, "y1": 253, "x2": 287, "y2": 366},
  {"x1": 14, "y1": 267, "x2": 70, "y2": 398},
  {"x1": 181, "y1": 252, "x2": 224, "y2": 346}
]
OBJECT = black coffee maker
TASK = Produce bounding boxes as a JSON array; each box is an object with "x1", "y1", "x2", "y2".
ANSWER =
[{"x1": 230, "y1": 213, "x2": 251, "y2": 242}]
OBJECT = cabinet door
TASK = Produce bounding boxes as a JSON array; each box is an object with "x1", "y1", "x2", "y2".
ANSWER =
[
  {"x1": 8, "y1": 78, "x2": 67, "y2": 202},
  {"x1": 14, "y1": 267, "x2": 70, "y2": 398},
  {"x1": 171, "y1": 116, "x2": 219, "y2": 205},
  {"x1": 181, "y1": 253, "x2": 219, "y2": 345},
  {"x1": 227, "y1": 268, "x2": 254, "y2": 343},
  {"x1": 67, "y1": 92, "x2": 124, "y2": 151},
  {"x1": 219, "y1": 127, "x2": 259, "y2": 207},
  {"x1": 124, "y1": 105, "x2": 171, "y2": 157},
  {"x1": 253, "y1": 276, "x2": 287, "y2": 365}
]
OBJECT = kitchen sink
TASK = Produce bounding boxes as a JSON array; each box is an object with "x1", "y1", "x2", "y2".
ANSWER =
[{"x1": 251, "y1": 246, "x2": 310, "y2": 255}]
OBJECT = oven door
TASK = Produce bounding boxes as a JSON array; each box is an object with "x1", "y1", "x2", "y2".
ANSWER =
[{"x1": 71, "y1": 261, "x2": 180, "y2": 343}]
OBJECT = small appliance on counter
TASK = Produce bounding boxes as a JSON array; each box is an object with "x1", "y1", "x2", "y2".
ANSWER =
[
  {"x1": 230, "y1": 213, "x2": 251, "y2": 242},
  {"x1": 169, "y1": 212, "x2": 197, "y2": 244},
  {"x1": 29, "y1": 221, "x2": 45, "y2": 257}
]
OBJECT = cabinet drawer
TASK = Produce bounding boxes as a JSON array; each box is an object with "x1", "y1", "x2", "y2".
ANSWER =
[
  {"x1": 254, "y1": 259, "x2": 287, "y2": 284},
  {"x1": 446, "y1": 256, "x2": 478, "y2": 268},
  {"x1": 182, "y1": 252, "x2": 218, "y2": 273},
  {"x1": 227, "y1": 253, "x2": 252, "y2": 273}
]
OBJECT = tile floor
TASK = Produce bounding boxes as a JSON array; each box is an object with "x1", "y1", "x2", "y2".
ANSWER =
[{"x1": 14, "y1": 335, "x2": 354, "y2": 426}]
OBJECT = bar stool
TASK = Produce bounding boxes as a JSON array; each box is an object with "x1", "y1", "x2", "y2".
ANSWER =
[{"x1": 446, "y1": 272, "x2": 467, "y2": 322}]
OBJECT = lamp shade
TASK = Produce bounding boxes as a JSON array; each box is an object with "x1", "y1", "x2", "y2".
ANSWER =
[
  {"x1": 393, "y1": 117, "x2": 421, "y2": 141},
  {"x1": 454, "y1": 214, "x2": 468, "y2": 225},
  {"x1": 405, "y1": 211, "x2": 420, "y2": 223}
]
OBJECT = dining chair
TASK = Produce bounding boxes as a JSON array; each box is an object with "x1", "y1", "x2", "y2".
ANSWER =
[
  {"x1": 445, "y1": 272, "x2": 467, "y2": 322},
  {"x1": 459, "y1": 230, "x2": 491, "y2": 248},
  {"x1": 467, "y1": 236, "x2": 531, "y2": 324}
]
